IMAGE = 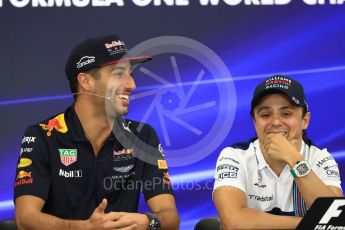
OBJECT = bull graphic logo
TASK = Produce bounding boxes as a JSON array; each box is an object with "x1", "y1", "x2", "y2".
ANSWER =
[
  {"x1": 17, "y1": 171, "x2": 32, "y2": 179},
  {"x1": 40, "y1": 113, "x2": 68, "y2": 136}
]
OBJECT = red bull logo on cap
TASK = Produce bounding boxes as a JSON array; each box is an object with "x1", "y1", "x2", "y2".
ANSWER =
[{"x1": 40, "y1": 113, "x2": 68, "y2": 136}]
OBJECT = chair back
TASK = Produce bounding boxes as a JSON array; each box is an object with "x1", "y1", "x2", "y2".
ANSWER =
[
  {"x1": 194, "y1": 217, "x2": 220, "y2": 230},
  {"x1": 0, "y1": 220, "x2": 17, "y2": 230}
]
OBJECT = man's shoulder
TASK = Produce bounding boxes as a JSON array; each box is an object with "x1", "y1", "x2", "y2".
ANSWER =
[
  {"x1": 230, "y1": 137, "x2": 257, "y2": 151},
  {"x1": 218, "y1": 138, "x2": 257, "y2": 162},
  {"x1": 25, "y1": 109, "x2": 69, "y2": 138},
  {"x1": 302, "y1": 137, "x2": 329, "y2": 156}
]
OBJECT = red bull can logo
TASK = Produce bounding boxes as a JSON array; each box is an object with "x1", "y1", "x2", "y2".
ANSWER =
[{"x1": 40, "y1": 113, "x2": 68, "y2": 136}]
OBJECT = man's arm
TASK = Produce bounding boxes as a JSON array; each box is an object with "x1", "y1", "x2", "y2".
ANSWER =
[
  {"x1": 265, "y1": 134, "x2": 343, "y2": 207},
  {"x1": 15, "y1": 196, "x2": 137, "y2": 230},
  {"x1": 147, "y1": 194, "x2": 180, "y2": 230},
  {"x1": 290, "y1": 166, "x2": 343, "y2": 207},
  {"x1": 214, "y1": 186, "x2": 302, "y2": 230}
]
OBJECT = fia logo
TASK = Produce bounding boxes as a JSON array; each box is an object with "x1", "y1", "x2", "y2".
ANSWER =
[
  {"x1": 319, "y1": 200, "x2": 345, "y2": 224},
  {"x1": 301, "y1": 198, "x2": 345, "y2": 230}
]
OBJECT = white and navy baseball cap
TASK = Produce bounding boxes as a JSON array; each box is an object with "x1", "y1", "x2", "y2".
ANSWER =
[
  {"x1": 65, "y1": 34, "x2": 152, "y2": 80},
  {"x1": 251, "y1": 75, "x2": 309, "y2": 112}
]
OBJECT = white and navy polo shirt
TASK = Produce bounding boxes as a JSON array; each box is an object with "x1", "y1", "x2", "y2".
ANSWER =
[{"x1": 213, "y1": 138, "x2": 342, "y2": 216}]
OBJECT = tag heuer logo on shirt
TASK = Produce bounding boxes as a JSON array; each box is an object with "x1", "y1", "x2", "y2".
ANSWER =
[{"x1": 59, "y1": 149, "x2": 77, "y2": 166}]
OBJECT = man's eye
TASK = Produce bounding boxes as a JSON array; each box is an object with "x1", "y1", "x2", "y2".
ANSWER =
[
  {"x1": 260, "y1": 113, "x2": 270, "y2": 118},
  {"x1": 282, "y1": 111, "x2": 292, "y2": 117},
  {"x1": 112, "y1": 71, "x2": 124, "y2": 76}
]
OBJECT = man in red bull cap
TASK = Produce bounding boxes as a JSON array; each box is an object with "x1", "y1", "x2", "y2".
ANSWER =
[
  {"x1": 14, "y1": 34, "x2": 179, "y2": 230},
  {"x1": 213, "y1": 75, "x2": 343, "y2": 229}
]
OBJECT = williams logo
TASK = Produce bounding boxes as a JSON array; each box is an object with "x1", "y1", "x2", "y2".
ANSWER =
[{"x1": 59, "y1": 149, "x2": 77, "y2": 166}]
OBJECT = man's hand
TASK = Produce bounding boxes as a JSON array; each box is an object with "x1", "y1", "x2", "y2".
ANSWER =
[
  {"x1": 116, "y1": 213, "x2": 150, "y2": 230},
  {"x1": 263, "y1": 134, "x2": 302, "y2": 166},
  {"x1": 85, "y1": 199, "x2": 138, "y2": 230}
]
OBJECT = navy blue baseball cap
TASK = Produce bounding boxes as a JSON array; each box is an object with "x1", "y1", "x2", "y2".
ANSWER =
[
  {"x1": 251, "y1": 75, "x2": 308, "y2": 112},
  {"x1": 65, "y1": 34, "x2": 152, "y2": 80}
]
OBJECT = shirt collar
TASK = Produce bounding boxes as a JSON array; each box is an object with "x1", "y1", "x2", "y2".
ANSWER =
[
  {"x1": 65, "y1": 105, "x2": 116, "y2": 142},
  {"x1": 253, "y1": 139, "x2": 268, "y2": 170}
]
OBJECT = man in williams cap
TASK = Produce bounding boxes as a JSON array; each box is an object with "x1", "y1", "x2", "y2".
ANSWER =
[
  {"x1": 213, "y1": 75, "x2": 343, "y2": 229},
  {"x1": 14, "y1": 35, "x2": 179, "y2": 230}
]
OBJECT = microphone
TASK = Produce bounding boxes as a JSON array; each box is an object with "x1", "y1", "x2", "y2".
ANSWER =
[{"x1": 72, "y1": 92, "x2": 112, "y2": 100}]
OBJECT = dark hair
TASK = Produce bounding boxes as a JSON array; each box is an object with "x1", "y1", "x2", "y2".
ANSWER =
[
  {"x1": 250, "y1": 96, "x2": 308, "y2": 119},
  {"x1": 69, "y1": 67, "x2": 101, "y2": 100}
]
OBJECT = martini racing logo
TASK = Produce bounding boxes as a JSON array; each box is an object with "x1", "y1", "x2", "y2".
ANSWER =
[
  {"x1": 76, "y1": 56, "x2": 95, "y2": 69},
  {"x1": 265, "y1": 76, "x2": 291, "y2": 90},
  {"x1": 59, "y1": 149, "x2": 77, "y2": 166}
]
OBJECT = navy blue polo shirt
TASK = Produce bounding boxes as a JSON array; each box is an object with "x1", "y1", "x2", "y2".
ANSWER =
[{"x1": 14, "y1": 105, "x2": 173, "y2": 219}]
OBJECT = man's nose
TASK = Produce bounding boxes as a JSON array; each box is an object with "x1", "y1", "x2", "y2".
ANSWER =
[
  {"x1": 124, "y1": 74, "x2": 136, "y2": 91},
  {"x1": 271, "y1": 114, "x2": 282, "y2": 126}
]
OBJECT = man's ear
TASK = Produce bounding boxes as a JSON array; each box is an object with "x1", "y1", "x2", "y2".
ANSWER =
[
  {"x1": 302, "y1": 111, "x2": 311, "y2": 130},
  {"x1": 77, "y1": 73, "x2": 94, "y2": 92}
]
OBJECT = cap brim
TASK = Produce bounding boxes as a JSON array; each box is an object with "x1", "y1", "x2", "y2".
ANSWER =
[
  {"x1": 100, "y1": 56, "x2": 153, "y2": 67},
  {"x1": 251, "y1": 88, "x2": 296, "y2": 109}
]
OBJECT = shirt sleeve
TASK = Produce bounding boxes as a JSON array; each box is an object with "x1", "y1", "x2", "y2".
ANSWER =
[
  {"x1": 213, "y1": 147, "x2": 247, "y2": 195},
  {"x1": 310, "y1": 148, "x2": 342, "y2": 189},
  {"x1": 14, "y1": 125, "x2": 51, "y2": 202},
  {"x1": 141, "y1": 125, "x2": 174, "y2": 201}
]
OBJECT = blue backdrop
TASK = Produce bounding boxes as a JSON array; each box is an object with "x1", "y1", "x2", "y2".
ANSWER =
[{"x1": 1, "y1": 2, "x2": 344, "y2": 229}]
